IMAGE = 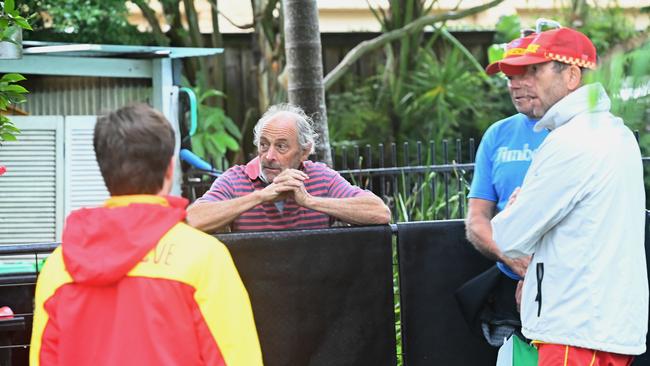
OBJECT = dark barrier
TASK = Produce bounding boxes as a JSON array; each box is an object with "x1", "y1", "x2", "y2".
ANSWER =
[
  {"x1": 397, "y1": 216, "x2": 650, "y2": 366},
  {"x1": 3, "y1": 216, "x2": 650, "y2": 366},
  {"x1": 216, "y1": 225, "x2": 397, "y2": 366},
  {"x1": 0, "y1": 277, "x2": 32, "y2": 366},
  {"x1": 397, "y1": 220, "x2": 497, "y2": 365}
]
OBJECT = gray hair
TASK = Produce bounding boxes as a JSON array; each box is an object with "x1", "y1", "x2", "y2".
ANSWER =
[{"x1": 253, "y1": 103, "x2": 317, "y2": 154}]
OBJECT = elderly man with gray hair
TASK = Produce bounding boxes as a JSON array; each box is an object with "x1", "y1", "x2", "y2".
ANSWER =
[{"x1": 187, "y1": 103, "x2": 391, "y2": 232}]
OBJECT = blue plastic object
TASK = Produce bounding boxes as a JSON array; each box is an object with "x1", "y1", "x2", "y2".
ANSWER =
[
  {"x1": 496, "y1": 261, "x2": 522, "y2": 281},
  {"x1": 179, "y1": 87, "x2": 198, "y2": 136},
  {"x1": 180, "y1": 148, "x2": 213, "y2": 171}
]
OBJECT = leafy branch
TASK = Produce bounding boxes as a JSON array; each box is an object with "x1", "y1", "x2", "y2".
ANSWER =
[
  {"x1": 0, "y1": 73, "x2": 28, "y2": 142},
  {"x1": 1, "y1": 0, "x2": 32, "y2": 44},
  {"x1": 323, "y1": 0, "x2": 505, "y2": 90}
]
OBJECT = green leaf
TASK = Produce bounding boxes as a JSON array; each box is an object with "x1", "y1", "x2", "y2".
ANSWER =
[
  {"x1": 222, "y1": 133, "x2": 240, "y2": 151},
  {"x1": 199, "y1": 89, "x2": 226, "y2": 103},
  {"x1": 1, "y1": 132, "x2": 17, "y2": 141},
  {"x1": 13, "y1": 17, "x2": 32, "y2": 31},
  {"x1": 0, "y1": 84, "x2": 28, "y2": 93},
  {"x1": 487, "y1": 44, "x2": 505, "y2": 64},
  {"x1": 3, "y1": 0, "x2": 15, "y2": 15},
  {"x1": 207, "y1": 135, "x2": 226, "y2": 155},
  {"x1": 5, "y1": 92, "x2": 26, "y2": 104},
  {"x1": 2, "y1": 124, "x2": 19, "y2": 133},
  {"x1": 203, "y1": 109, "x2": 226, "y2": 130},
  {"x1": 630, "y1": 45, "x2": 650, "y2": 80},
  {"x1": 223, "y1": 116, "x2": 242, "y2": 139},
  {"x1": 494, "y1": 14, "x2": 521, "y2": 44},
  {"x1": 191, "y1": 136, "x2": 206, "y2": 159},
  {"x1": 0, "y1": 73, "x2": 25, "y2": 83}
]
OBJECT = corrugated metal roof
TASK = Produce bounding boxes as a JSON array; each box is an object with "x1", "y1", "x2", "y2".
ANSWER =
[{"x1": 23, "y1": 41, "x2": 223, "y2": 59}]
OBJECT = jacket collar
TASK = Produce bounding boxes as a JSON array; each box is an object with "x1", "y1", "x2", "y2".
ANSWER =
[{"x1": 104, "y1": 195, "x2": 188, "y2": 209}]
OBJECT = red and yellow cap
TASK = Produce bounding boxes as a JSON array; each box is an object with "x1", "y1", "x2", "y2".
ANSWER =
[
  {"x1": 485, "y1": 34, "x2": 536, "y2": 75},
  {"x1": 498, "y1": 27, "x2": 597, "y2": 76}
]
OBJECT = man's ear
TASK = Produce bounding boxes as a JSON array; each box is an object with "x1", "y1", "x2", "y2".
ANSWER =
[
  {"x1": 301, "y1": 144, "x2": 313, "y2": 161},
  {"x1": 566, "y1": 65, "x2": 582, "y2": 91}
]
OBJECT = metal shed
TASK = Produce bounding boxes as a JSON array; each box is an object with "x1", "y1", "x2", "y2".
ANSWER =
[{"x1": 0, "y1": 41, "x2": 222, "y2": 244}]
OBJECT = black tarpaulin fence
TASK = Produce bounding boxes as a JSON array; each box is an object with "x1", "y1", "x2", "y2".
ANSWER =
[{"x1": 2, "y1": 218, "x2": 650, "y2": 366}]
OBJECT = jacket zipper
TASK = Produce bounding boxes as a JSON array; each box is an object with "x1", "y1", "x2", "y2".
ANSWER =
[{"x1": 535, "y1": 262, "x2": 544, "y2": 317}]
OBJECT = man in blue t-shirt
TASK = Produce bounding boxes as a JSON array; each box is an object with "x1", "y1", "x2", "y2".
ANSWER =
[{"x1": 465, "y1": 34, "x2": 548, "y2": 278}]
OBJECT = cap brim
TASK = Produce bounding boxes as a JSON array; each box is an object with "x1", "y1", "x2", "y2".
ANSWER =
[
  {"x1": 498, "y1": 54, "x2": 549, "y2": 76},
  {"x1": 485, "y1": 61, "x2": 501, "y2": 75}
]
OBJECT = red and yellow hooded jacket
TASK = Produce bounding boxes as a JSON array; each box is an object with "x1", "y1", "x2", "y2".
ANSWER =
[{"x1": 30, "y1": 195, "x2": 263, "y2": 366}]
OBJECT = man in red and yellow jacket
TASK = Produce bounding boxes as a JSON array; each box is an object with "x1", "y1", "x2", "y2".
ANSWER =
[{"x1": 30, "y1": 104, "x2": 263, "y2": 365}]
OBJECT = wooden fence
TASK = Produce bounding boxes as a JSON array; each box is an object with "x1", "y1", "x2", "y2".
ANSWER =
[{"x1": 220, "y1": 30, "x2": 495, "y2": 146}]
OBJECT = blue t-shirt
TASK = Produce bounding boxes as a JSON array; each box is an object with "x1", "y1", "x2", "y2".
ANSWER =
[{"x1": 469, "y1": 113, "x2": 548, "y2": 212}]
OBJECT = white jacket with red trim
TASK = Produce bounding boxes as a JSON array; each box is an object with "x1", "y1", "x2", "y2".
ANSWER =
[{"x1": 492, "y1": 83, "x2": 648, "y2": 355}]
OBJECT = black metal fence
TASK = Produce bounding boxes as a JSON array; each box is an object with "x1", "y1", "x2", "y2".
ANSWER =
[{"x1": 332, "y1": 139, "x2": 477, "y2": 222}]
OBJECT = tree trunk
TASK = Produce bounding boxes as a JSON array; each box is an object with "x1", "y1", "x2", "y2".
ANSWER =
[{"x1": 283, "y1": 0, "x2": 332, "y2": 165}]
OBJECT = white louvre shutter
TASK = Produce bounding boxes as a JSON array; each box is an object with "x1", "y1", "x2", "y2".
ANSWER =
[
  {"x1": 0, "y1": 116, "x2": 64, "y2": 244},
  {"x1": 64, "y1": 116, "x2": 109, "y2": 217}
]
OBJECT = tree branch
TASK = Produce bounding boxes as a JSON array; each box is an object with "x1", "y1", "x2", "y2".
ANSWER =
[
  {"x1": 323, "y1": 0, "x2": 505, "y2": 90},
  {"x1": 183, "y1": 0, "x2": 203, "y2": 47},
  {"x1": 600, "y1": 30, "x2": 649, "y2": 65},
  {"x1": 131, "y1": 0, "x2": 169, "y2": 46},
  {"x1": 205, "y1": 0, "x2": 255, "y2": 29}
]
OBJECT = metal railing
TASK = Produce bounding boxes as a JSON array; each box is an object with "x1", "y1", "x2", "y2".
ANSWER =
[
  {"x1": 182, "y1": 138, "x2": 650, "y2": 222},
  {"x1": 332, "y1": 139, "x2": 476, "y2": 222}
]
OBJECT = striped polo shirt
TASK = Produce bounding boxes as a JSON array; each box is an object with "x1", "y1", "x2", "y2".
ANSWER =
[{"x1": 196, "y1": 157, "x2": 367, "y2": 231}]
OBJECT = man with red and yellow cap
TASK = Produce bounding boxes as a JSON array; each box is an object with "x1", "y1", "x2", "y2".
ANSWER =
[
  {"x1": 491, "y1": 27, "x2": 648, "y2": 365},
  {"x1": 467, "y1": 32, "x2": 548, "y2": 279}
]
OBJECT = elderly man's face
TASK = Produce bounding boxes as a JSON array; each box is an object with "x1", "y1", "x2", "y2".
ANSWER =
[
  {"x1": 519, "y1": 62, "x2": 572, "y2": 119},
  {"x1": 507, "y1": 73, "x2": 535, "y2": 118},
  {"x1": 258, "y1": 113, "x2": 310, "y2": 182}
]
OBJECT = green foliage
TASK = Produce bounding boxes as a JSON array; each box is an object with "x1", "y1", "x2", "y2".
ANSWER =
[
  {"x1": 20, "y1": 0, "x2": 153, "y2": 45},
  {"x1": 488, "y1": 15, "x2": 523, "y2": 65},
  {"x1": 327, "y1": 77, "x2": 392, "y2": 147},
  {"x1": 567, "y1": 6, "x2": 637, "y2": 55},
  {"x1": 393, "y1": 168, "x2": 470, "y2": 222},
  {"x1": 398, "y1": 46, "x2": 509, "y2": 142},
  {"x1": 493, "y1": 14, "x2": 521, "y2": 44},
  {"x1": 1, "y1": 0, "x2": 33, "y2": 39},
  {"x1": 0, "y1": 0, "x2": 31, "y2": 143},
  {"x1": 391, "y1": 236, "x2": 402, "y2": 366},
  {"x1": 183, "y1": 78, "x2": 241, "y2": 171},
  {"x1": 399, "y1": 48, "x2": 481, "y2": 141}
]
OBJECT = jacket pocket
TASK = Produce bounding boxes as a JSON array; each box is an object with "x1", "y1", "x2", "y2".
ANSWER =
[{"x1": 535, "y1": 262, "x2": 544, "y2": 317}]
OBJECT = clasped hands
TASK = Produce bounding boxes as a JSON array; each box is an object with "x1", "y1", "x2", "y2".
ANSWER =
[{"x1": 258, "y1": 168, "x2": 311, "y2": 206}]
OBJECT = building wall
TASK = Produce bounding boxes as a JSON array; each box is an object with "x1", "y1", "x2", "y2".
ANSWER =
[{"x1": 127, "y1": 0, "x2": 649, "y2": 34}]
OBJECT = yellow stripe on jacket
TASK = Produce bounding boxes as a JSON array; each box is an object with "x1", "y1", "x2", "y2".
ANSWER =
[
  {"x1": 30, "y1": 247, "x2": 73, "y2": 366},
  {"x1": 128, "y1": 223, "x2": 263, "y2": 366}
]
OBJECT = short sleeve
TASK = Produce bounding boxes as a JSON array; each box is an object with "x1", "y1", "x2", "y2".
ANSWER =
[
  {"x1": 194, "y1": 170, "x2": 235, "y2": 203},
  {"x1": 327, "y1": 171, "x2": 366, "y2": 198},
  {"x1": 468, "y1": 128, "x2": 497, "y2": 202}
]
